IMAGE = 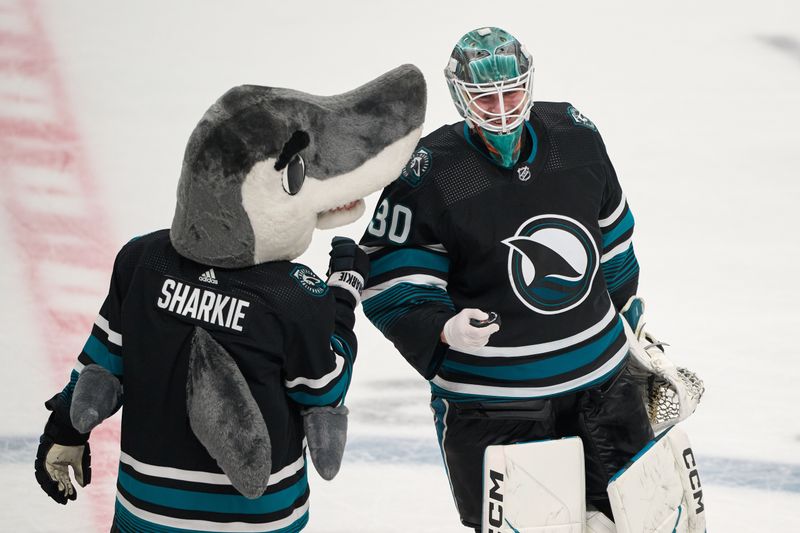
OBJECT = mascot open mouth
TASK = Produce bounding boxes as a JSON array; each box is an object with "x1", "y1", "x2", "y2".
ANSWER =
[
  {"x1": 326, "y1": 199, "x2": 363, "y2": 214},
  {"x1": 316, "y1": 198, "x2": 367, "y2": 230}
]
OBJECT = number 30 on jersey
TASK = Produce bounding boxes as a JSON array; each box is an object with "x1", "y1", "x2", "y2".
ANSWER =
[{"x1": 367, "y1": 199, "x2": 412, "y2": 244}]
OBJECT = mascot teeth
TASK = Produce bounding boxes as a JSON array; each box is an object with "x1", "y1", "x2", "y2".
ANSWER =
[{"x1": 329, "y1": 200, "x2": 360, "y2": 213}]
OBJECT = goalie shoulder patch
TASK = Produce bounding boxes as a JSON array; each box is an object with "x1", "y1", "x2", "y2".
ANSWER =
[
  {"x1": 399, "y1": 147, "x2": 432, "y2": 187},
  {"x1": 567, "y1": 106, "x2": 597, "y2": 131}
]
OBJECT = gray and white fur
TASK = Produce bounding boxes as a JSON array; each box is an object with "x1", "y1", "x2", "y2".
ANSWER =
[
  {"x1": 70, "y1": 364, "x2": 123, "y2": 434},
  {"x1": 170, "y1": 64, "x2": 426, "y2": 267},
  {"x1": 186, "y1": 327, "x2": 272, "y2": 499}
]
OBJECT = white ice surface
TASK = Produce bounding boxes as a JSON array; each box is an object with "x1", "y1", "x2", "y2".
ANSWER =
[{"x1": 1, "y1": 0, "x2": 800, "y2": 530}]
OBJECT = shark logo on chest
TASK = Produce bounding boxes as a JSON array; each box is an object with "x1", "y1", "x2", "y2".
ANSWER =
[{"x1": 502, "y1": 215, "x2": 599, "y2": 314}]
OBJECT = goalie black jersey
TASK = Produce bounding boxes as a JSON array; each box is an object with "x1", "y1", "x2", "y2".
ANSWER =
[
  {"x1": 56, "y1": 230, "x2": 357, "y2": 533},
  {"x1": 360, "y1": 102, "x2": 638, "y2": 401}
]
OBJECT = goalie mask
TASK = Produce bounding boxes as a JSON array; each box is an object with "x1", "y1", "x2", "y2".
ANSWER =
[{"x1": 445, "y1": 27, "x2": 534, "y2": 168}]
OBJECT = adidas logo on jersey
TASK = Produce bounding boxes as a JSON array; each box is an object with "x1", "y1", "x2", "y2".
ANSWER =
[{"x1": 199, "y1": 269, "x2": 218, "y2": 285}]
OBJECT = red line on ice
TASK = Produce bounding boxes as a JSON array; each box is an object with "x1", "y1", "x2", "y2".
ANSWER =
[{"x1": 0, "y1": 0, "x2": 119, "y2": 529}]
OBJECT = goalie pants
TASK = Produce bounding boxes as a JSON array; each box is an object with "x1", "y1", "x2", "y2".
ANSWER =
[{"x1": 430, "y1": 361, "x2": 654, "y2": 529}]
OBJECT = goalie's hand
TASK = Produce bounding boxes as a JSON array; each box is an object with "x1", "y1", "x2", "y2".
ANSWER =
[
  {"x1": 442, "y1": 309, "x2": 500, "y2": 351},
  {"x1": 35, "y1": 437, "x2": 91, "y2": 504}
]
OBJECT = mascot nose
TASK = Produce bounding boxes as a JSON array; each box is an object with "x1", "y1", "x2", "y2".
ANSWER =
[
  {"x1": 351, "y1": 64, "x2": 426, "y2": 133},
  {"x1": 304, "y1": 64, "x2": 427, "y2": 181}
]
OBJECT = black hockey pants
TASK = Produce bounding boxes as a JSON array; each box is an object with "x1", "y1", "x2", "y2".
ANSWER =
[{"x1": 430, "y1": 361, "x2": 654, "y2": 529}]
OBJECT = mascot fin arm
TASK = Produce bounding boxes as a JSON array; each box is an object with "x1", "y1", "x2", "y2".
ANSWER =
[{"x1": 187, "y1": 327, "x2": 271, "y2": 499}]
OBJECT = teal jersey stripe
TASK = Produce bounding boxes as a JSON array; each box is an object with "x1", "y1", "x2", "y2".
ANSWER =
[
  {"x1": 59, "y1": 369, "x2": 81, "y2": 402},
  {"x1": 287, "y1": 369, "x2": 350, "y2": 406},
  {"x1": 370, "y1": 249, "x2": 449, "y2": 278},
  {"x1": 606, "y1": 261, "x2": 640, "y2": 292},
  {"x1": 330, "y1": 335, "x2": 352, "y2": 359},
  {"x1": 601, "y1": 209, "x2": 634, "y2": 248},
  {"x1": 602, "y1": 245, "x2": 639, "y2": 292},
  {"x1": 441, "y1": 320, "x2": 624, "y2": 380},
  {"x1": 117, "y1": 469, "x2": 307, "y2": 515},
  {"x1": 364, "y1": 283, "x2": 453, "y2": 316},
  {"x1": 602, "y1": 244, "x2": 635, "y2": 272},
  {"x1": 524, "y1": 121, "x2": 538, "y2": 164},
  {"x1": 114, "y1": 498, "x2": 309, "y2": 533},
  {"x1": 83, "y1": 335, "x2": 123, "y2": 376},
  {"x1": 364, "y1": 282, "x2": 453, "y2": 334},
  {"x1": 431, "y1": 356, "x2": 628, "y2": 402},
  {"x1": 330, "y1": 334, "x2": 354, "y2": 405}
]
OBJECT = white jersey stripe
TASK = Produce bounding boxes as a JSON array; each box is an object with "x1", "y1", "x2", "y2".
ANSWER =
[
  {"x1": 450, "y1": 302, "x2": 617, "y2": 358},
  {"x1": 360, "y1": 245, "x2": 384, "y2": 255},
  {"x1": 116, "y1": 492, "x2": 309, "y2": 532},
  {"x1": 362, "y1": 274, "x2": 448, "y2": 302},
  {"x1": 421, "y1": 243, "x2": 448, "y2": 253},
  {"x1": 119, "y1": 451, "x2": 305, "y2": 487},
  {"x1": 601, "y1": 238, "x2": 633, "y2": 263},
  {"x1": 598, "y1": 194, "x2": 627, "y2": 228},
  {"x1": 362, "y1": 243, "x2": 448, "y2": 255},
  {"x1": 431, "y1": 341, "x2": 629, "y2": 398},
  {"x1": 73, "y1": 361, "x2": 85, "y2": 374},
  {"x1": 438, "y1": 399, "x2": 458, "y2": 500},
  {"x1": 284, "y1": 352, "x2": 345, "y2": 389},
  {"x1": 94, "y1": 314, "x2": 122, "y2": 346}
]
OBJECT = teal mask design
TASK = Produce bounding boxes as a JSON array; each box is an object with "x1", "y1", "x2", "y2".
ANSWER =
[{"x1": 478, "y1": 125, "x2": 524, "y2": 168}]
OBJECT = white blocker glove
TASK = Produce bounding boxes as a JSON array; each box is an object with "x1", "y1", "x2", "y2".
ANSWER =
[{"x1": 442, "y1": 309, "x2": 500, "y2": 352}]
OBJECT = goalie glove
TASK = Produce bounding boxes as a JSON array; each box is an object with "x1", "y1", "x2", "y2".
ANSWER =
[
  {"x1": 35, "y1": 393, "x2": 92, "y2": 504},
  {"x1": 621, "y1": 296, "x2": 705, "y2": 433}
]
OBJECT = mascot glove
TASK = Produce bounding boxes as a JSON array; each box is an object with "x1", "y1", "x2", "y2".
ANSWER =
[
  {"x1": 35, "y1": 394, "x2": 91, "y2": 504},
  {"x1": 35, "y1": 440, "x2": 91, "y2": 504},
  {"x1": 327, "y1": 237, "x2": 369, "y2": 304},
  {"x1": 442, "y1": 309, "x2": 500, "y2": 351}
]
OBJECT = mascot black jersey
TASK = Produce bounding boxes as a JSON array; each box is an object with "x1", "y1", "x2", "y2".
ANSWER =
[
  {"x1": 59, "y1": 230, "x2": 356, "y2": 532},
  {"x1": 360, "y1": 102, "x2": 639, "y2": 401}
]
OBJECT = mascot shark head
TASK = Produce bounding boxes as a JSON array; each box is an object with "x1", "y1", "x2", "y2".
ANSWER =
[{"x1": 170, "y1": 64, "x2": 427, "y2": 267}]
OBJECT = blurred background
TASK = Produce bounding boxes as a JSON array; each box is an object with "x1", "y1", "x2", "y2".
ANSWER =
[{"x1": 1, "y1": 0, "x2": 798, "y2": 530}]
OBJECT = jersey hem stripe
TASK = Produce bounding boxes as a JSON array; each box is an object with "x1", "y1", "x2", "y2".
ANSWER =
[
  {"x1": 119, "y1": 452, "x2": 306, "y2": 488},
  {"x1": 449, "y1": 301, "x2": 617, "y2": 358},
  {"x1": 115, "y1": 492, "x2": 310, "y2": 532},
  {"x1": 430, "y1": 342, "x2": 629, "y2": 398}
]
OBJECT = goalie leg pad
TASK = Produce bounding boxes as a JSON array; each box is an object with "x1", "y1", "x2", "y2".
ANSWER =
[
  {"x1": 482, "y1": 438, "x2": 585, "y2": 533},
  {"x1": 586, "y1": 508, "x2": 616, "y2": 533},
  {"x1": 607, "y1": 426, "x2": 706, "y2": 533},
  {"x1": 664, "y1": 426, "x2": 706, "y2": 531}
]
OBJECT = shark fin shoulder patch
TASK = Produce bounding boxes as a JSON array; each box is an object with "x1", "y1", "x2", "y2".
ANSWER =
[
  {"x1": 399, "y1": 147, "x2": 432, "y2": 188},
  {"x1": 566, "y1": 105, "x2": 597, "y2": 132}
]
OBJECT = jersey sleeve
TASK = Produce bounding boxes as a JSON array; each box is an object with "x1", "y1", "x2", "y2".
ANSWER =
[
  {"x1": 597, "y1": 137, "x2": 640, "y2": 311},
  {"x1": 56, "y1": 239, "x2": 136, "y2": 406},
  {"x1": 359, "y1": 170, "x2": 457, "y2": 380},
  {"x1": 282, "y1": 277, "x2": 357, "y2": 408}
]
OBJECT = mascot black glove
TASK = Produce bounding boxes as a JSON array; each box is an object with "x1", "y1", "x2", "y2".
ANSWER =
[
  {"x1": 326, "y1": 237, "x2": 369, "y2": 305},
  {"x1": 35, "y1": 393, "x2": 91, "y2": 504}
]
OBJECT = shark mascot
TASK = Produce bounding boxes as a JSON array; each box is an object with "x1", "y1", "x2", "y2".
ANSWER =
[{"x1": 34, "y1": 65, "x2": 426, "y2": 532}]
